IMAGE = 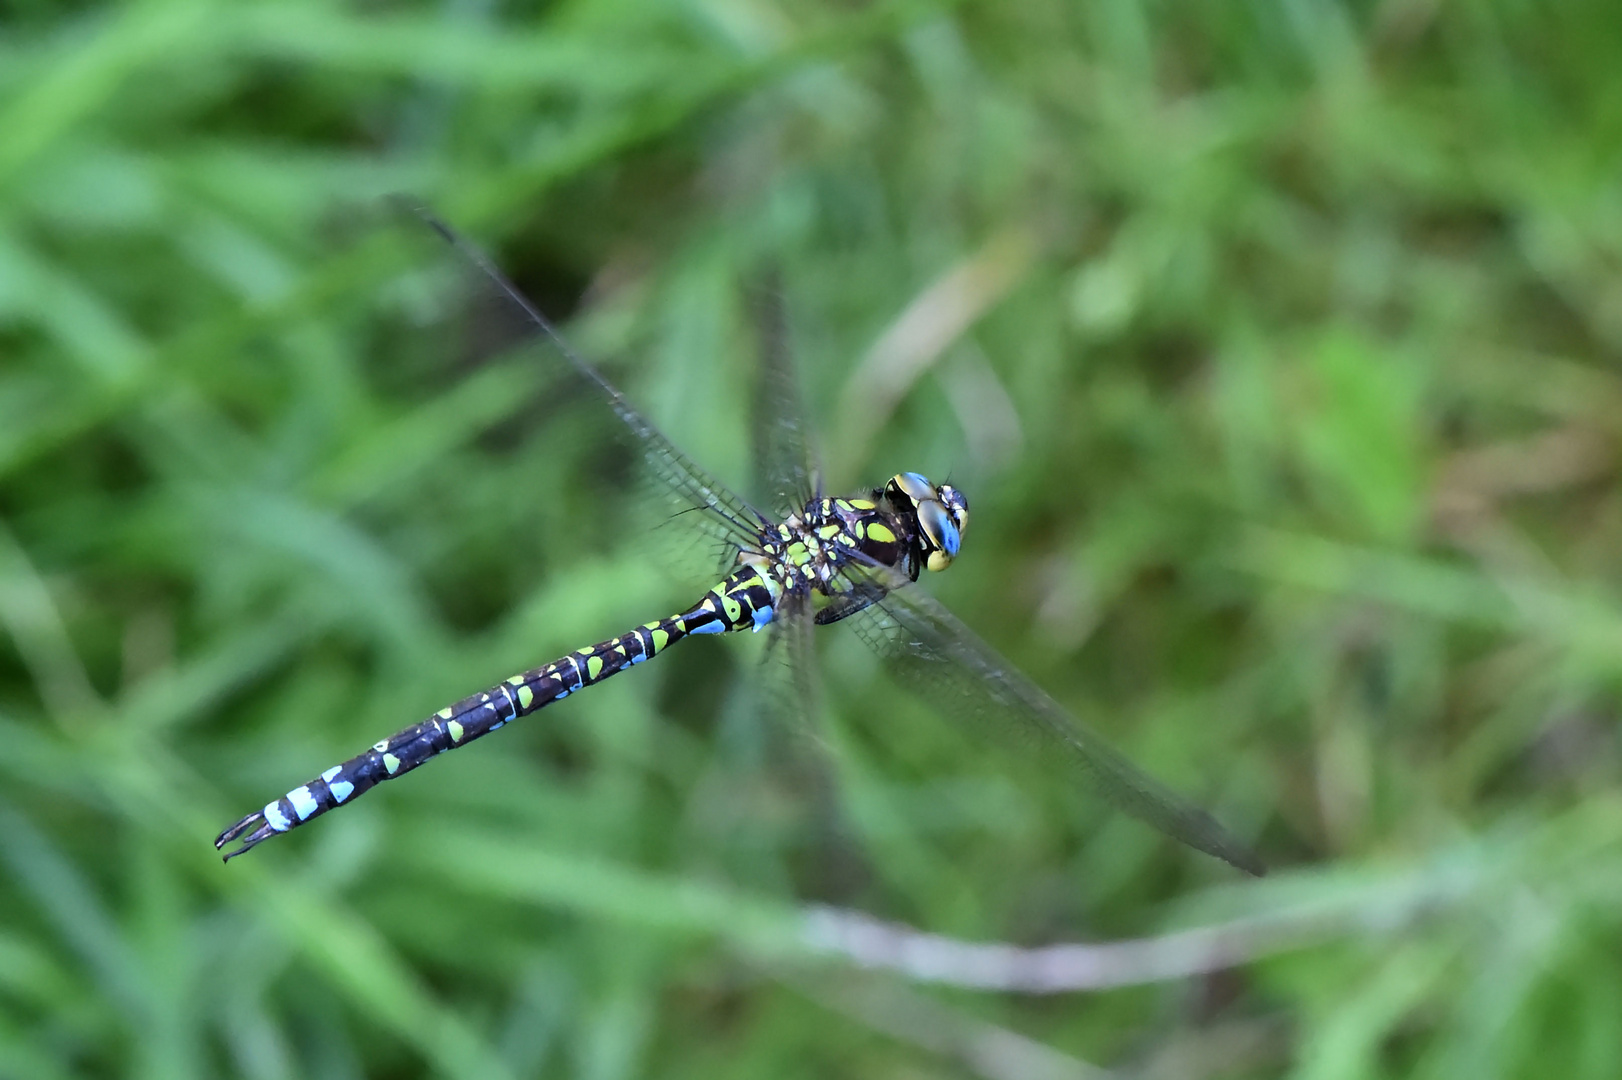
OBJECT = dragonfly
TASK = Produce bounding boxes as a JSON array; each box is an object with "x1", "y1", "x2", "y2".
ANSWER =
[{"x1": 215, "y1": 210, "x2": 1264, "y2": 876}]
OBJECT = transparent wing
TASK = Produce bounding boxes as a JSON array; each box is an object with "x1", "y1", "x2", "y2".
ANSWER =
[
  {"x1": 406, "y1": 203, "x2": 770, "y2": 563},
  {"x1": 756, "y1": 593, "x2": 872, "y2": 885},
  {"x1": 829, "y1": 564, "x2": 1265, "y2": 876},
  {"x1": 748, "y1": 270, "x2": 822, "y2": 517},
  {"x1": 763, "y1": 589, "x2": 824, "y2": 738}
]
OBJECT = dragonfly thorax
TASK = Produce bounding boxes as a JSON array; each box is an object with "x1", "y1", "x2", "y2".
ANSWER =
[{"x1": 747, "y1": 500, "x2": 882, "y2": 596}]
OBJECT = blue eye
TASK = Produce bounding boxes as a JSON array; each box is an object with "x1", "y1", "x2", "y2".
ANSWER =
[
  {"x1": 895, "y1": 472, "x2": 935, "y2": 501},
  {"x1": 919, "y1": 501, "x2": 960, "y2": 556}
]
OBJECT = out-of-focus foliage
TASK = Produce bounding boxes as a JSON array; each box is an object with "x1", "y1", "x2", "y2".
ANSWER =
[{"x1": 3, "y1": 0, "x2": 1622, "y2": 1076}]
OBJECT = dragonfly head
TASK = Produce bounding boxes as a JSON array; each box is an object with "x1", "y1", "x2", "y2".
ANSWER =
[{"x1": 888, "y1": 472, "x2": 969, "y2": 572}]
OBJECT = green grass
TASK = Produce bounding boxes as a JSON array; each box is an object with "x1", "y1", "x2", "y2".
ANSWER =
[{"x1": 4, "y1": 0, "x2": 1622, "y2": 1076}]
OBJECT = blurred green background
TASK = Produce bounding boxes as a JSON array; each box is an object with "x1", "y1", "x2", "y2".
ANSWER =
[{"x1": 4, "y1": 0, "x2": 1622, "y2": 1076}]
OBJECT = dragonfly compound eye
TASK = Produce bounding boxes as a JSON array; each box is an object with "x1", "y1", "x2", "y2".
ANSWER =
[
  {"x1": 938, "y1": 484, "x2": 968, "y2": 537},
  {"x1": 918, "y1": 500, "x2": 960, "y2": 571},
  {"x1": 893, "y1": 471, "x2": 936, "y2": 503}
]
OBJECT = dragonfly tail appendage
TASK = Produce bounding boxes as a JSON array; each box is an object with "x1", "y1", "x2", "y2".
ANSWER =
[{"x1": 215, "y1": 811, "x2": 280, "y2": 861}]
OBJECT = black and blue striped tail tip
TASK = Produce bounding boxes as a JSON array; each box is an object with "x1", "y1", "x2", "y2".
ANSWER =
[{"x1": 215, "y1": 811, "x2": 275, "y2": 862}]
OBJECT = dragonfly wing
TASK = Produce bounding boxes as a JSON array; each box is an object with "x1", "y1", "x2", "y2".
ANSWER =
[
  {"x1": 780, "y1": 591, "x2": 824, "y2": 736},
  {"x1": 834, "y1": 565, "x2": 1265, "y2": 876},
  {"x1": 748, "y1": 270, "x2": 822, "y2": 516},
  {"x1": 749, "y1": 590, "x2": 824, "y2": 744},
  {"x1": 407, "y1": 204, "x2": 771, "y2": 564}
]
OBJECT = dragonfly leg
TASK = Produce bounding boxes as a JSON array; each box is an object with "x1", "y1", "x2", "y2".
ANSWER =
[{"x1": 814, "y1": 581, "x2": 889, "y2": 626}]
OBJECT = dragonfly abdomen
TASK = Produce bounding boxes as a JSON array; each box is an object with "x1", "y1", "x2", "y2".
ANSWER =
[{"x1": 216, "y1": 566, "x2": 780, "y2": 860}]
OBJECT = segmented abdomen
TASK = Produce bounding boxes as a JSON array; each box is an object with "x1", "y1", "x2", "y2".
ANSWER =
[
  {"x1": 216, "y1": 565, "x2": 780, "y2": 860},
  {"x1": 215, "y1": 618, "x2": 686, "y2": 859}
]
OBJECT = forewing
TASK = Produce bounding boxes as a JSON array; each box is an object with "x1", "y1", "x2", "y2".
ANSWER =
[
  {"x1": 834, "y1": 565, "x2": 1265, "y2": 876},
  {"x1": 407, "y1": 204, "x2": 769, "y2": 564},
  {"x1": 748, "y1": 271, "x2": 822, "y2": 517}
]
